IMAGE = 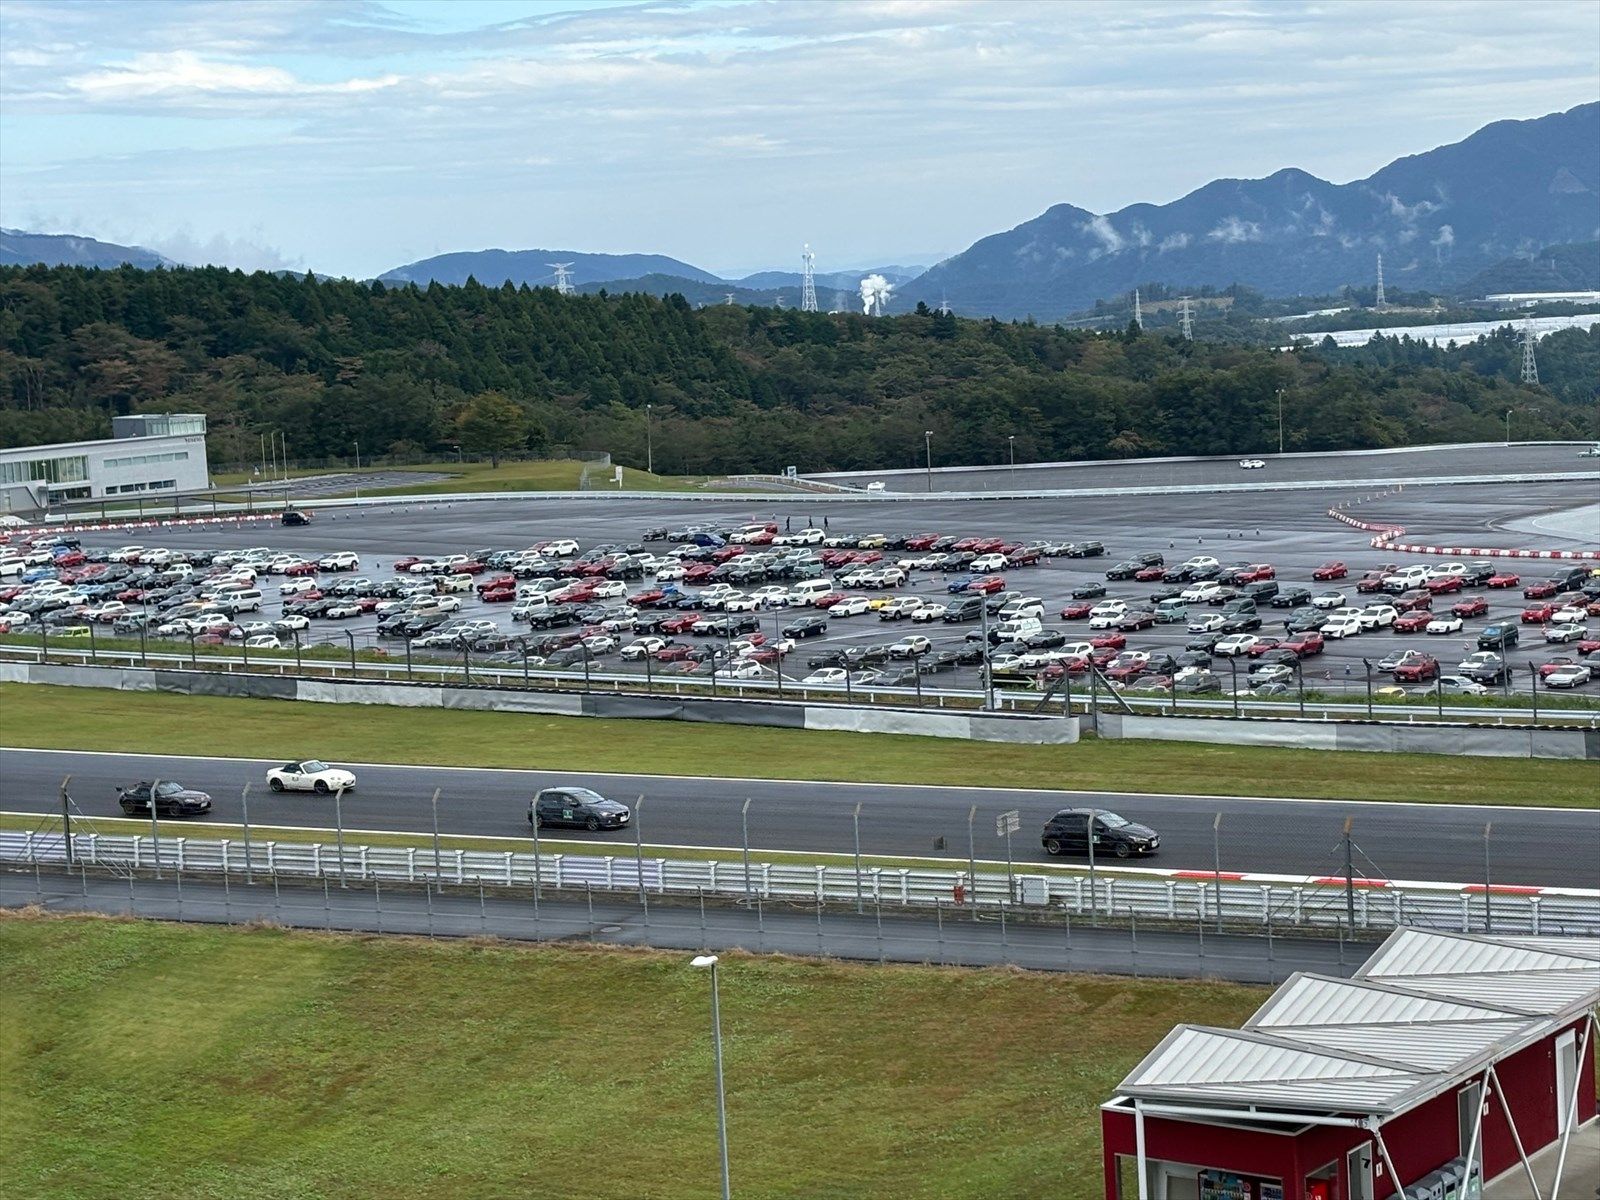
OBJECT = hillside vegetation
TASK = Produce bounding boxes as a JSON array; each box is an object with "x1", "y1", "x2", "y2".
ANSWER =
[{"x1": 0, "y1": 265, "x2": 1590, "y2": 473}]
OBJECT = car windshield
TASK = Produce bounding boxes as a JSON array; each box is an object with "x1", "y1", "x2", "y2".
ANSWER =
[
  {"x1": 155, "y1": 781, "x2": 183, "y2": 796},
  {"x1": 301, "y1": 761, "x2": 329, "y2": 773},
  {"x1": 564, "y1": 789, "x2": 606, "y2": 805},
  {"x1": 1098, "y1": 812, "x2": 1130, "y2": 828}
]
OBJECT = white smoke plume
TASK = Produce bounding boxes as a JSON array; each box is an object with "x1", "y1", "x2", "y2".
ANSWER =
[
  {"x1": 1080, "y1": 215, "x2": 1125, "y2": 256},
  {"x1": 859, "y1": 274, "x2": 893, "y2": 315}
]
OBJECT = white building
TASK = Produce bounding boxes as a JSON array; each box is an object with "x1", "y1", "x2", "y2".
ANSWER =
[{"x1": 0, "y1": 414, "x2": 210, "y2": 513}]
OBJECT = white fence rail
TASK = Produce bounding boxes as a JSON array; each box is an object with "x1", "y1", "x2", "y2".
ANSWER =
[{"x1": 7, "y1": 832, "x2": 1597, "y2": 937}]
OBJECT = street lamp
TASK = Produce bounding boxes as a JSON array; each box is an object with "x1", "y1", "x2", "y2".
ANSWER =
[
  {"x1": 689, "y1": 955, "x2": 732, "y2": 1200},
  {"x1": 1276, "y1": 388, "x2": 1285, "y2": 455},
  {"x1": 646, "y1": 404, "x2": 655, "y2": 475},
  {"x1": 1504, "y1": 408, "x2": 1513, "y2": 445},
  {"x1": 923, "y1": 430, "x2": 933, "y2": 492},
  {"x1": 1007, "y1": 435, "x2": 1016, "y2": 472}
]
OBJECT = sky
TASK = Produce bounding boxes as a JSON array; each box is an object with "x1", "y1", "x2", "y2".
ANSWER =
[{"x1": 1, "y1": 0, "x2": 1596, "y2": 280}]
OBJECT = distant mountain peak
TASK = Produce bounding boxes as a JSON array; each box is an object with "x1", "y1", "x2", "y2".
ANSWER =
[
  {"x1": 0, "y1": 228, "x2": 175, "y2": 271},
  {"x1": 378, "y1": 247, "x2": 722, "y2": 288}
]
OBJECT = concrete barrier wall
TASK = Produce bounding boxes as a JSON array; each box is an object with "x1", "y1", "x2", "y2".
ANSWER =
[{"x1": 1093, "y1": 712, "x2": 1593, "y2": 760}]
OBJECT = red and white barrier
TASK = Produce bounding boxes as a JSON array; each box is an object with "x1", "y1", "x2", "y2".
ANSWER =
[
  {"x1": 1328, "y1": 496, "x2": 1600, "y2": 561},
  {"x1": 9, "y1": 513, "x2": 280, "y2": 540}
]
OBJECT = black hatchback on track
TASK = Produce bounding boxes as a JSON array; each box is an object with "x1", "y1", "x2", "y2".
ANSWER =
[
  {"x1": 1040, "y1": 808, "x2": 1160, "y2": 859},
  {"x1": 529, "y1": 787, "x2": 631, "y2": 831}
]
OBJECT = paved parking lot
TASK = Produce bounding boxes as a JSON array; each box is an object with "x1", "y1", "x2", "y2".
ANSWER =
[{"x1": 30, "y1": 477, "x2": 1596, "y2": 703}]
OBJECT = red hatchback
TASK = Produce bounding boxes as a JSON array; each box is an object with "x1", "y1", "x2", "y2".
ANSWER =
[
  {"x1": 1392, "y1": 612, "x2": 1432, "y2": 633},
  {"x1": 968, "y1": 575, "x2": 1006, "y2": 594},
  {"x1": 1521, "y1": 602, "x2": 1556, "y2": 623},
  {"x1": 1059, "y1": 601, "x2": 1093, "y2": 619},
  {"x1": 1282, "y1": 632, "x2": 1325, "y2": 657},
  {"x1": 1311, "y1": 562, "x2": 1347, "y2": 581},
  {"x1": 1451, "y1": 597, "x2": 1489, "y2": 618},
  {"x1": 480, "y1": 585, "x2": 516, "y2": 603},
  {"x1": 1486, "y1": 572, "x2": 1521, "y2": 588},
  {"x1": 1522, "y1": 580, "x2": 1559, "y2": 600},
  {"x1": 1424, "y1": 575, "x2": 1463, "y2": 594},
  {"x1": 1393, "y1": 654, "x2": 1439, "y2": 682},
  {"x1": 1134, "y1": 566, "x2": 1165, "y2": 582}
]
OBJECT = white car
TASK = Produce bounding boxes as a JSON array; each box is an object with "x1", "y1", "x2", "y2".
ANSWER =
[
  {"x1": 541, "y1": 539, "x2": 580, "y2": 557},
  {"x1": 714, "y1": 659, "x2": 765, "y2": 680},
  {"x1": 587, "y1": 580, "x2": 626, "y2": 599},
  {"x1": 280, "y1": 578, "x2": 317, "y2": 596},
  {"x1": 1425, "y1": 615, "x2": 1464, "y2": 635},
  {"x1": 1181, "y1": 582, "x2": 1222, "y2": 603},
  {"x1": 1359, "y1": 605, "x2": 1399, "y2": 630},
  {"x1": 878, "y1": 597, "x2": 922, "y2": 620},
  {"x1": 1552, "y1": 606, "x2": 1588, "y2": 624},
  {"x1": 750, "y1": 586, "x2": 790, "y2": 608},
  {"x1": 324, "y1": 601, "x2": 363, "y2": 619},
  {"x1": 723, "y1": 594, "x2": 762, "y2": 613},
  {"x1": 803, "y1": 668, "x2": 848, "y2": 686},
  {"x1": 970, "y1": 553, "x2": 1008, "y2": 573},
  {"x1": 1544, "y1": 623, "x2": 1589, "y2": 643},
  {"x1": 655, "y1": 563, "x2": 686, "y2": 581},
  {"x1": 108, "y1": 546, "x2": 145, "y2": 563},
  {"x1": 1088, "y1": 600, "x2": 1127, "y2": 629},
  {"x1": 1457, "y1": 651, "x2": 1503, "y2": 674},
  {"x1": 911, "y1": 602, "x2": 947, "y2": 622},
  {"x1": 1213, "y1": 634, "x2": 1259, "y2": 657},
  {"x1": 889, "y1": 635, "x2": 932, "y2": 659},
  {"x1": 1311, "y1": 590, "x2": 1347, "y2": 610},
  {"x1": 582, "y1": 634, "x2": 618, "y2": 654},
  {"x1": 239, "y1": 621, "x2": 276, "y2": 638},
  {"x1": 266, "y1": 759, "x2": 357, "y2": 794},
  {"x1": 244, "y1": 634, "x2": 282, "y2": 649},
  {"x1": 1545, "y1": 662, "x2": 1591, "y2": 688},
  {"x1": 1238, "y1": 459, "x2": 1266, "y2": 470},
  {"x1": 274, "y1": 614, "x2": 312, "y2": 632},
  {"x1": 830, "y1": 596, "x2": 872, "y2": 617},
  {"x1": 775, "y1": 528, "x2": 824, "y2": 546},
  {"x1": 318, "y1": 551, "x2": 359, "y2": 570},
  {"x1": 1188, "y1": 612, "x2": 1226, "y2": 633},
  {"x1": 1320, "y1": 615, "x2": 1362, "y2": 639},
  {"x1": 621, "y1": 637, "x2": 666, "y2": 660}
]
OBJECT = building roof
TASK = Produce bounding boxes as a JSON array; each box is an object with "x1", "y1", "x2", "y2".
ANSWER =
[{"x1": 1113, "y1": 931, "x2": 1600, "y2": 1118}]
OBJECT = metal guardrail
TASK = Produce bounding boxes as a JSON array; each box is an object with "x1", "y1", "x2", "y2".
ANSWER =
[{"x1": 8, "y1": 832, "x2": 1597, "y2": 936}]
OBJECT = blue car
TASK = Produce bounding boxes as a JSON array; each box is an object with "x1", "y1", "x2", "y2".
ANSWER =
[
  {"x1": 21, "y1": 567, "x2": 58, "y2": 583},
  {"x1": 946, "y1": 575, "x2": 975, "y2": 594}
]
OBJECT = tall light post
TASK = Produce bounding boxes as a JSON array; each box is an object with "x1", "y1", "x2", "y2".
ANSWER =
[
  {"x1": 1007, "y1": 434, "x2": 1016, "y2": 472},
  {"x1": 646, "y1": 404, "x2": 655, "y2": 475},
  {"x1": 690, "y1": 955, "x2": 732, "y2": 1200},
  {"x1": 1276, "y1": 388, "x2": 1285, "y2": 455},
  {"x1": 1504, "y1": 408, "x2": 1513, "y2": 446},
  {"x1": 923, "y1": 430, "x2": 933, "y2": 492}
]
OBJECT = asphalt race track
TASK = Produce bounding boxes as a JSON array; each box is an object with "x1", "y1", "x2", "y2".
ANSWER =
[{"x1": 6, "y1": 748, "x2": 1596, "y2": 889}]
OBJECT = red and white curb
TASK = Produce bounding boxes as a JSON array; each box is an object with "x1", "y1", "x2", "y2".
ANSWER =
[
  {"x1": 1328, "y1": 491, "x2": 1600, "y2": 561},
  {"x1": 3, "y1": 513, "x2": 282, "y2": 541}
]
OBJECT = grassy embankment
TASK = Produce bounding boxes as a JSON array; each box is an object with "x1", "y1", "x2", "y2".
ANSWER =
[
  {"x1": 0, "y1": 913, "x2": 1264, "y2": 1199},
  {"x1": 212, "y1": 458, "x2": 714, "y2": 496},
  {"x1": 2, "y1": 682, "x2": 1595, "y2": 809}
]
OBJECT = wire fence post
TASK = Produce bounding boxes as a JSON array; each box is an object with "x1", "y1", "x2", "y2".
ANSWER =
[
  {"x1": 1212, "y1": 811, "x2": 1224, "y2": 932},
  {"x1": 741, "y1": 798, "x2": 753, "y2": 906},
  {"x1": 430, "y1": 787, "x2": 443, "y2": 882},
  {"x1": 966, "y1": 804, "x2": 978, "y2": 921},
  {"x1": 334, "y1": 786, "x2": 348, "y2": 888},
  {"x1": 1483, "y1": 822, "x2": 1493, "y2": 934},
  {"x1": 634, "y1": 795, "x2": 648, "y2": 916},
  {"x1": 853, "y1": 801, "x2": 864, "y2": 914},
  {"x1": 241, "y1": 782, "x2": 253, "y2": 885}
]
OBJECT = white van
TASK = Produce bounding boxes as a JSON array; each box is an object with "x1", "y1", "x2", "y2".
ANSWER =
[
  {"x1": 993, "y1": 616, "x2": 1043, "y2": 642},
  {"x1": 788, "y1": 579, "x2": 835, "y2": 605},
  {"x1": 216, "y1": 589, "x2": 263, "y2": 614},
  {"x1": 0, "y1": 557, "x2": 25, "y2": 579},
  {"x1": 997, "y1": 595, "x2": 1045, "y2": 621}
]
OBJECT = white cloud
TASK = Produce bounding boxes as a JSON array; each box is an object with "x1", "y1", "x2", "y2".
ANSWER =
[
  {"x1": 1207, "y1": 216, "x2": 1264, "y2": 243},
  {"x1": 1080, "y1": 214, "x2": 1125, "y2": 255},
  {"x1": 1158, "y1": 232, "x2": 1191, "y2": 252}
]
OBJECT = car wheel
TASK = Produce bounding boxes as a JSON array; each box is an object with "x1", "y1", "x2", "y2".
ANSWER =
[
  {"x1": 1044, "y1": 838, "x2": 1063, "y2": 856},
  {"x1": 586, "y1": 816, "x2": 601, "y2": 831},
  {"x1": 314, "y1": 780, "x2": 329, "y2": 794},
  {"x1": 269, "y1": 777, "x2": 285, "y2": 792},
  {"x1": 1114, "y1": 843, "x2": 1132, "y2": 859}
]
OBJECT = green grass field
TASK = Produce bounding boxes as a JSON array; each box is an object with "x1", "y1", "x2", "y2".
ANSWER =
[
  {"x1": 214, "y1": 458, "x2": 712, "y2": 496},
  {"x1": 0, "y1": 914, "x2": 1264, "y2": 1199},
  {"x1": 3, "y1": 683, "x2": 1594, "y2": 808}
]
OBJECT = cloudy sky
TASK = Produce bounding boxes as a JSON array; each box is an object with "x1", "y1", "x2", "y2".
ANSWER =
[{"x1": 2, "y1": 0, "x2": 1595, "y2": 279}]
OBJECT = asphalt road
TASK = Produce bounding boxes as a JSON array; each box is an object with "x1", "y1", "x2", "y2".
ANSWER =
[
  {"x1": 811, "y1": 443, "x2": 1600, "y2": 493},
  {"x1": 7, "y1": 748, "x2": 1596, "y2": 889},
  {"x1": 72, "y1": 478, "x2": 1600, "y2": 698}
]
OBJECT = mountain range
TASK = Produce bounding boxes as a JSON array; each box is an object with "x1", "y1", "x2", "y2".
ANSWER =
[{"x1": 4, "y1": 103, "x2": 1594, "y2": 319}]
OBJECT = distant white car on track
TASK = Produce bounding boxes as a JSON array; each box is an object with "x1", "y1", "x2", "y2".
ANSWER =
[
  {"x1": 1239, "y1": 459, "x2": 1266, "y2": 470},
  {"x1": 266, "y1": 759, "x2": 357, "y2": 793}
]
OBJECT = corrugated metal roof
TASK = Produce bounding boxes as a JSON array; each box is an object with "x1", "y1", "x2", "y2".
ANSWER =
[{"x1": 1113, "y1": 930, "x2": 1600, "y2": 1118}]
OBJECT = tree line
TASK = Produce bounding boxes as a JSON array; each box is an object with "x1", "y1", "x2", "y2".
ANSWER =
[{"x1": 0, "y1": 264, "x2": 1591, "y2": 474}]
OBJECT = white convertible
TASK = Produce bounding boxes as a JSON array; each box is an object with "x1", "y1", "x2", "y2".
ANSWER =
[{"x1": 266, "y1": 759, "x2": 357, "y2": 794}]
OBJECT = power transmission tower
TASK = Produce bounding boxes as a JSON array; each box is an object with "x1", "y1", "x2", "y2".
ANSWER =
[
  {"x1": 1178, "y1": 296, "x2": 1194, "y2": 341},
  {"x1": 1520, "y1": 327, "x2": 1539, "y2": 385},
  {"x1": 938, "y1": 294, "x2": 951, "y2": 316},
  {"x1": 1374, "y1": 254, "x2": 1386, "y2": 309},
  {"x1": 724, "y1": 293, "x2": 736, "y2": 306},
  {"x1": 1133, "y1": 288, "x2": 1143, "y2": 329},
  {"x1": 800, "y1": 244, "x2": 818, "y2": 312},
  {"x1": 548, "y1": 263, "x2": 574, "y2": 295}
]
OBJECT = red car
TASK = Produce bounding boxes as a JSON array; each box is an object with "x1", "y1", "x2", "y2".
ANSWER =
[
  {"x1": 457, "y1": 560, "x2": 487, "y2": 574},
  {"x1": 1486, "y1": 572, "x2": 1521, "y2": 588},
  {"x1": 1311, "y1": 562, "x2": 1348, "y2": 581},
  {"x1": 1105, "y1": 660, "x2": 1149, "y2": 683},
  {"x1": 1006, "y1": 548, "x2": 1041, "y2": 567},
  {"x1": 709, "y1": 546, "x2": 745, "y2": 563},
  {"x1": 392, "y1": 556, "x2": 421, "y2": 572},
  {"x1": 1237, "y1": 564, "x2": 1276, "y2": 582},
  {"x1": 1059, "y1": 601, "x2": 1093, "y2": 619},
  {"x1": 971, "y1": 538, "x2": 1005, "y2": 554},
  {"x1": 1119, "y1": 610, "x2": 1156, "y2": 631},
  {"x1": 1423, "y1": 575, "x2": 1463, "y2": 594},
  {"x1": 1392, "y1": 612, "x2": 1432, "y2": 633},
  {"x1": 1355, "y1": 573, "x2": 1390, "y2": 594},
  {"x1": 683, "y1": 564, "x2": 718, "y2": 583},
  {"x1": 1522, "y1": 581, "x2": 1559, "y2": 600},
  {"x1": 1451, "y1": 597, "x2": 1489, "y2": 618},
  {"x1": 1393, "y1": 654, "x2": 1439, "y2": 682},
  {"x1": 1539, "y1": 656, "x2": 1583, "y2": 679},
  {"x1": 655, "y1": 644, "x2": 695, "y2": 662},
  {"x1": 968, "y1": 575, "x2": 1006, "y2": 594},
  {"x1": 1393, "y1": 590, "x2": 1433, "y2": 612},
  {"x1": 54, "y1": 550, "x2": 87, "y2": 567},
  {"x1": 661, "y1": 613, "x2": 702, "y2": 634},
  {"x1": 355, "y1": 596, "x2": 382, "y2": 612},
  {"x1": 480, "y1": 585, "x2": 517, "y2": 603},
  {"x1": 854, "y1": 550, "x2": 883, "y2": 565},
  {"x1": 1089, "y1": 632, "x2": 1126, "y2": 650},
  {"x1": 952, "y1": 538, "x2": 980, "y2": 552},
  {"x1": 813, "y1": 592, "x2": 848, "y2": 609},
  {"x1": 1521, "y1": 603, "x2": 1556, "y2": 624},
  {"x1": 477, "y1": 573, "x2": 516, "y2": 595},
  {"x1": 1282, "y1": 632, "x2": 1325, "y2": 657},
  {"x1": 283, "y1": 561, "x2": 319, "y2": 577},
  {"x1": 1576, "y1": 638, "x2": 1600, "y2": 657},
  {"x1": 1134, "y1": 566, "x2": 1165, "y2": 582},
  {"x1": 1246, "y1": 638, "x2": 1284, "y2": 658},
  {"x1": 629, "y1": 588, "x2": 666, "y2": 607},
  {"x1": 903, "y1": 535, "x2": 940, "y2": 551}
]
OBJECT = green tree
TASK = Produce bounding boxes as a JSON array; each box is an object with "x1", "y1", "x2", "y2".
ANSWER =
[{"x1": 455, "y1": 391, "x2": 530, "y2": 467}]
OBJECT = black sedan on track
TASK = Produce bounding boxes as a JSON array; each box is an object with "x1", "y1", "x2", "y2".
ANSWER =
[
  {"x1": 116, "y1": 780, "x2": 213, "y2": 817},
  {"x1": 529, "y1": 787, "x2": 631, "y2": 831}
]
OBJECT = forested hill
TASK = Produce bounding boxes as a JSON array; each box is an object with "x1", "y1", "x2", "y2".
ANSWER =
[{"x1": 0, "y1": 265, "x2": 1590, "y2": 474}]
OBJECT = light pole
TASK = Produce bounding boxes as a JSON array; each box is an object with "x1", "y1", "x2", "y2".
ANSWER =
[
  {"x1": 1505, "y1": 408, "x2": 1513, "y2": 445},
  {"x1": 646, "y1": 404, "x2": 655, "y2": 475},
  {"x1": 1007, "y1": 435, "x2": 1016, "y2": 472},
  {"x1": 689, "y1": 955, "x2": 732, "y2": 1200},
  {"x1": 1276, "y1": 388, "x2": 1285, "y2": 455},
  {"x1": 923, "y1": 430, "x2": 933, "y2": 492}
]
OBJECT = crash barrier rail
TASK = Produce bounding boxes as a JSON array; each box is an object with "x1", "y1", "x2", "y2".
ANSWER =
[
  {"x1": 3, "y1": 643, "x2": 1597, "y2": 731},
  {"x1": 7, "y1": 831, "x2": 1598, "y2": 937},
  {"x1": 1329, "y1": 493, "x2": 1600, "y2": 561}
]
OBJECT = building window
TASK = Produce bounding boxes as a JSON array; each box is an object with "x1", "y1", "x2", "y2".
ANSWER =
[
  {"x1": 102, "y1": 451, "x2": 190, "y2": 469},
  {"x1": 0, "y1": 455, "x2": 88, "y2": 485}
]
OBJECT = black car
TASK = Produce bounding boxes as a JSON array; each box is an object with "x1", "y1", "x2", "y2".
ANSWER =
[
  {"x1": 1072, "y1": 582, "x2": 1108, "y2": 600},
  {"x1": 527, "y1": 606, "x2": 579, "y2": 629},
  {"x1": 808, "y1": 649, "x2": 849, "y2": 669},
  {"x1": 1174, "y1": 649, "x2": 1214, "y2": 669},
  {"x1": 280, "y1": 510, "x2": 312, "y2": 526},
  {"x1": 1148, "y1": 586, "x2": 1183, "y2": 604},
  {"x1": 1221, "y1": 612, "x2": 1263, "y2": 633},
  {"x1": 1024, "y1": 628, "x2": 1068, "y2": 649},
  {"x1": 1477, "y1": 624, "x2": 1520, "y2": 651},
  {"x1": 529, "y1": 787, "x2": 630, "y2": 831},
  {"x1": 1186, "y1": 632, "x2": 1225, "y2": 652},
  {"x1": 1284, "y1": 610, "x2": 1325, "y2": 634},
  {"x1": 784, "y1": 615, "x2": 828, "y2": 638},
  {"x1": 1272, "y1": 587, "x2": 1313, "y2": 608},
  {"x1": 1040, "y1": 808, "x2": 1159, "y2": 859},
  {"x1": 1105, "y1": 561, "x2": 1143, "y2": 581},
  {"x1": 1066, "y1": 541, "x2": 1106, "y2": 558},
  {"x1": 117, "y1": 780, "x2": 213, "y2": 817},
  {"x1": 943, "y1": 596, "x2": 984, "y2": 622}
]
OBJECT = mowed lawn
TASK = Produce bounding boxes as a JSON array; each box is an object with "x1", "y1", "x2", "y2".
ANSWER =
[
  {"x1": 1, "y1": 683, "x2": 1596, "y2": 808},
  {"x1": 0, "y1": 914, "x2": 1265, "y2": 1200},
  {"x1": 217, "y1": 458, "x2": 711, "y2": 495}
]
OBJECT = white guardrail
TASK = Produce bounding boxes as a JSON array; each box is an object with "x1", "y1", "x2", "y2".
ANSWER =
[{"x1": 7, "y1": 831, "x2": 1598, "y2": 937}]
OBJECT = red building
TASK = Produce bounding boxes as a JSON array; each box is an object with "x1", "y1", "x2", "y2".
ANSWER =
[{"x1": 1101, "y1": 930, "x2": 1598, "y2": 1200}]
